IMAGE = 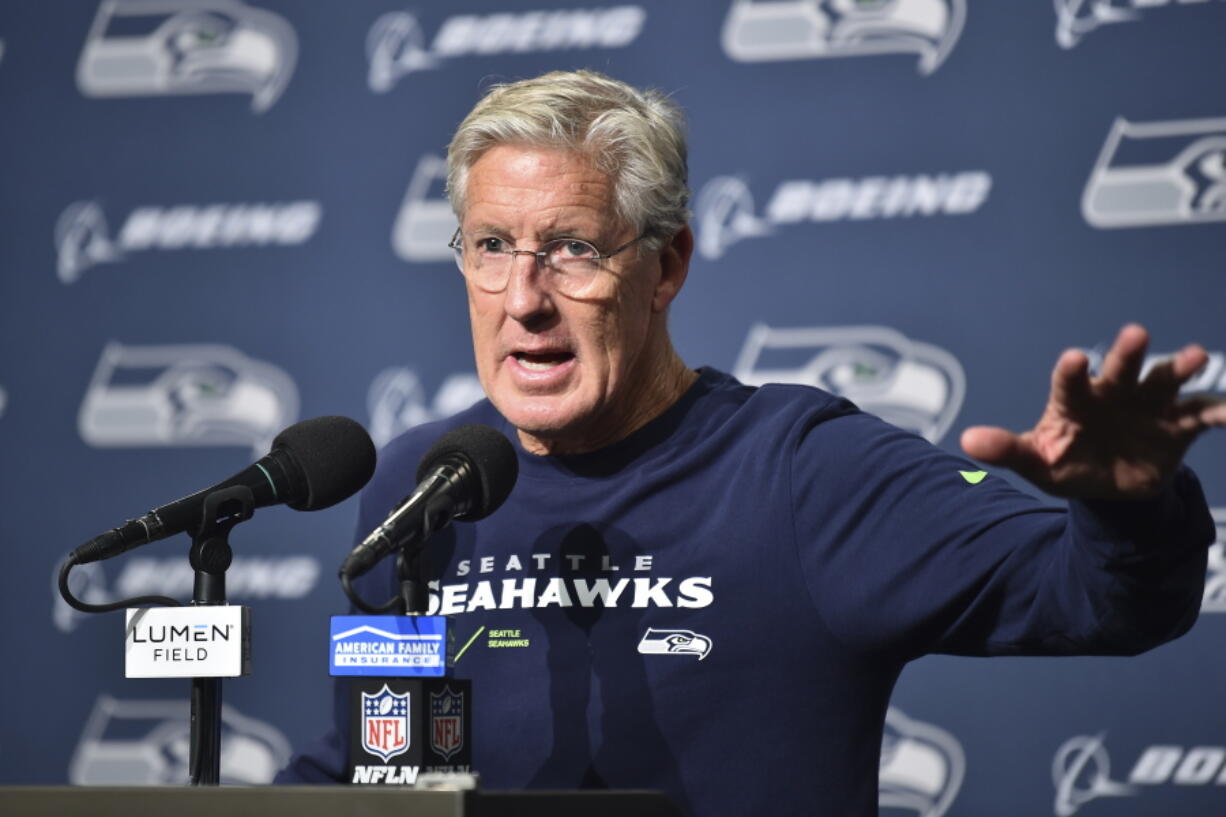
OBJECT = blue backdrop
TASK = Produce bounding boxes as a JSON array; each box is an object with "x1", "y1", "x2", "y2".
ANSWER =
[{"x1": 1, "y1": 2, "x2": 1224, "y2": 815}]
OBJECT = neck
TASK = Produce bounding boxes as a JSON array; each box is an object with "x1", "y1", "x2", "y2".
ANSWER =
[{"x1": 517, "y1": 346, "x2": 696, "y2": 456}]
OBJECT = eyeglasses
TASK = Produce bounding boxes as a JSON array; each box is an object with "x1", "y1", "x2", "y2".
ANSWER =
[{"x1": 448, "y1": 228, "x2": 646, "y2": 297}]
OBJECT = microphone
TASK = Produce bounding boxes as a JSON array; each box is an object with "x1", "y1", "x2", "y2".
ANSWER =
[
  {"x1": 340, "y1": 424, "x2": 517, "y2": 579},
  {"x1": 70, "y1": 416, "x2": 377, "y2": 565}
]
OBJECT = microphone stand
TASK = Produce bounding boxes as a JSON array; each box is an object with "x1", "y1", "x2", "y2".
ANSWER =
[
  {"x1": 343, "y1": 498, "x2": 442, "y2": 614},
  {"x1": 395, "y1": 492, "x2": 453, "y2": 615},
  {"x1": 333, "y1": 493, "x2": 475, "y2": 782},
  {"x1": 396, "y1": 546, "x2": 430, "y2": 616},
  {"x1": 187, "y1": 485, "x2": 254, "y2": 786}
]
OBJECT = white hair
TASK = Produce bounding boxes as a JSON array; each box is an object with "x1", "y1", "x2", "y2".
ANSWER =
[{"x1": 447, "y1": 70, "x2": 690, "y2": 249}]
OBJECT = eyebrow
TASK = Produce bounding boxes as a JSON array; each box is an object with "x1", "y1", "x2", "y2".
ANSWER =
[
  {"x1": 464, "y1": 223, "x2": 605, "y2": 245},
  {"x1": 465, "y1": 223, "x2": 514, "y2": 239}
]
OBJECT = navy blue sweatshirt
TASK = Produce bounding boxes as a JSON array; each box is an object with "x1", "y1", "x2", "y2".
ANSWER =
[{"x1": 279, "y1": 368, "x2": 1214, "y2": 817}]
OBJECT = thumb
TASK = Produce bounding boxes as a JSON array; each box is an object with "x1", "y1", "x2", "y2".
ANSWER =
[
  {"x1": 960, "y1": 426, "x2": 1022, "y2": 464},
  {"x1": 960, "y1": 426, "x2": 1053, "y2": 492}
]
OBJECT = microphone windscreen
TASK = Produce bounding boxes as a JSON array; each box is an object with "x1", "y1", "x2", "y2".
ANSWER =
[
  {"x1": 273, "y1": 416, "x2": 377, "y2": 511},
  {"x1": 417, "y1": 424, "x2": 517, "y2": 520}
]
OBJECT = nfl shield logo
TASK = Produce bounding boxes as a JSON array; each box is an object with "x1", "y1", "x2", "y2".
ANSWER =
[
  {"x1": 430, "y1": 686, "x2": 464, "y2": 761},
  {"x1": 361, "y1": 685, "x2": 410, "y2": 762}
]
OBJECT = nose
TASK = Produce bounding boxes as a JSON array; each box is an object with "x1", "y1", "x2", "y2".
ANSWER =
[{"x1": 502, "y1": 251, "x2": 554, "y2": 325}]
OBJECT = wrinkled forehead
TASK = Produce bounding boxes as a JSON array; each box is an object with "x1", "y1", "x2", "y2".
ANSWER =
[{"x1": 460, "y1": 145, "x2": 625, "y2": 238}]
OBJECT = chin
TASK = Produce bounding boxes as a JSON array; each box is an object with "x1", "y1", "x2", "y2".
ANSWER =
[
  {"x1": 497, "y1": 395, "x2": 594, "y2": 441},
  {"x1": 497, "y1": 396, "x2": 571, "y2": 430}
]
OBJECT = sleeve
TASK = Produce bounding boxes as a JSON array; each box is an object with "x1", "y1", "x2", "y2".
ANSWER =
[{"x1": 789, "y1": 409, "x2": 1216, "y2": 664}]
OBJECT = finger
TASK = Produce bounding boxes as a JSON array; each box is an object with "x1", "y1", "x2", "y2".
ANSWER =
[
  {"x1": 1140, "y1": 344, "x2": 1209, "y2": 404},
  {"x1": 1174, "y1": 395, "x2": 1226, "y2": 432},
  {"x1": 961, "y1": 427, "x2": 1052, "y2": 489},
  {"x1": 960, "y1": 426, "x2": 1040, "y2": 465},
  {"x1": 1098, "y1": 323, "x2": 1149, "y2": 390},
  {"x1": 1138, "y1": 355, "x2": 1184, "y2": 404},
  {"x1": 1171, "y1": 344, "x2": 1210, "y2": 383},
  {"x1": 1050, "y1": 348, "x2": 1093, "y2": 410},
  {"x1": 961, "y1": 426, "x2": 1015, "y2": 462},
  {"x1": 1203, "y1": 398, "x2": 1226, "y2": 427}
]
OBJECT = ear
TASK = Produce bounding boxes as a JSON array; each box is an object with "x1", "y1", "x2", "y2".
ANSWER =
[{"x1": 652, "y1": 226, "x2": 693, "y2": 313}]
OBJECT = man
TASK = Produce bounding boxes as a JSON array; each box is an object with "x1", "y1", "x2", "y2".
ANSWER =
[{"x1": 280, "y1": 71, "x2": 1223, "y2": 816}]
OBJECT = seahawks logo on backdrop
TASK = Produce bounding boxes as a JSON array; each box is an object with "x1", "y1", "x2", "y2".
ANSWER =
[
  {"x1": 69, "y1": 694, "x2": 290, "y2": 784},
  {"x1": 733, "y1": 324, "x2": 966, "y2": 444},
  {"x1": 76, "y1": 0, "x2": 297, "y2": 112},
  {"x1": 1053, "y1": 0, "x2": 1139, "y2": 48},
  {"x1": 721, "y1": 0, "x2": 966, "y2": 74},
  {"x1": 1054, "y1": 0, "x2": 1224, "y2": 49},
  {"x1": 879, "y1": 708, "x2": 965, "y2": 817},
  {"x1": 1082, "y1": 116, "x2": 1226, "y2": 229},
  {"x1": 78, "y1": 341, "x2": 298, "y2": 457}
]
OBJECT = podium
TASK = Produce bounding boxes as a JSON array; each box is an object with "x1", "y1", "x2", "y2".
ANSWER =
[{"x1": 0, "y1": 786, "x2": 684, "y2": 817}]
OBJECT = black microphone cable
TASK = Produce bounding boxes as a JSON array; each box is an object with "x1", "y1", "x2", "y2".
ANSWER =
[{"x1": 59, "y1": 416, "x2": 376, "y2": 613}]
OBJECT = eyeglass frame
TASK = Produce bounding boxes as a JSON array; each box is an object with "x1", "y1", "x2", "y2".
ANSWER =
[{"x1": 447, "y1": 227, "x2": 648, "y2": 293}]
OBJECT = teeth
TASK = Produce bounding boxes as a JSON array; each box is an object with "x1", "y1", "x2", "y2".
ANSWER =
[
  {"x1": 518, "y1": 356, "x2": 561, "y2": 371},
  {"x1": 514, "y1": 352, "x2": 572, "y2": 371}
]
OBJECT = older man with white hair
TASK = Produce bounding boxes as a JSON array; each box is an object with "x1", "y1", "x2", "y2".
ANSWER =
[{"x1": 280, "y1": 70, "x2": 1223, "y2": 817}]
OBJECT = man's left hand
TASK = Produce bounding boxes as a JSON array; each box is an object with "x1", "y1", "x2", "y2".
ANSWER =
[{"x1": 960, "y1": 324, "x2": 1226, "y2": 499}]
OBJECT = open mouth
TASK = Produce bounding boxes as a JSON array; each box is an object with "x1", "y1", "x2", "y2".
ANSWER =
[{"x1": 513, "y1": 351, "x2": 575, "y2": 371}]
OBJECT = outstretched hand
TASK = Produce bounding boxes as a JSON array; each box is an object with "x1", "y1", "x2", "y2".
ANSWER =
[{"x1": 960, "y1": 324, "x2": 1226, "y2": 500}]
